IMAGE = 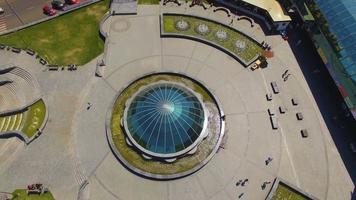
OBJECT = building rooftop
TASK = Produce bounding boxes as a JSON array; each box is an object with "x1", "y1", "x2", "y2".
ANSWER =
[{"x1": 242, "y1": 0, "x2": 291, "y2": 22}]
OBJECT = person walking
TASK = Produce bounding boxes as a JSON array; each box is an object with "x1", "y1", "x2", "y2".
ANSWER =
[
  {"x1": 282, "y1": 69, "x2": 289, "y2": 78},
  {"x1": 265, "y1": 157, "x2": 273, "y2": 165},
  {"x1": 87, "y1": 102, "x2": 92, "y2": 110}
]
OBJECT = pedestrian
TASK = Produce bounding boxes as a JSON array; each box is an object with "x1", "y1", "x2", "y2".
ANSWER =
[
  {"x1": 261, "y1": 182, "x2": 266, "y2": 190},
  {"x1": 236, "y1": 180, "x2": 242, "y2": 186},
  {"x1": 238, "y1": 193, "x2": 244, "y2": 198},
  {"x1": 261, "y1": 181, "x2": 271, "y2": 190},
  {"x1": 265, "y1": 157, "x2": 273, "y2": 165},
  {"x1": 87, "y1": 102, "x2": 92, "y2": 110},
  {"x1": 283, "y1": 74, "x2": 291, "y2": 82},
  {"x1": 241, "y1": 178, "x2": 249, "y2": 186},
  {"x1": 282, "y1": 69, "x2": 289, "y2": 78}
]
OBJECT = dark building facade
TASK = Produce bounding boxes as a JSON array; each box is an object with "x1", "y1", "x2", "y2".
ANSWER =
[{"x1": 285, "y1": 0, "x2": 356, "y2": 119}]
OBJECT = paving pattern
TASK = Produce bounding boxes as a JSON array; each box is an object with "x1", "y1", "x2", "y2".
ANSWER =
[
  {"x1": 0, "y1": 4, "x2": 353, "y2": 200},
  {"x1": 74, "y1": 5, "x2": 353, "y2": 200}
]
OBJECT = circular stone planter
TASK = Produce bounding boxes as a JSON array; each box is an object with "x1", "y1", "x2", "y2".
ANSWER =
[
  {"x1": 106, "y1": 73, "x2": 225, "y2": 180},
  {"x1": 196, "y1": 24, "x2": 210, "y2": 35},
  {"x1": 215, "y1": 30, "x2": 228, "y2": 41},
  {"x1": 175, "y1": 20, "x2": 190, "y2": 31},
  {"x1": 235, "y1": 40, "x2": 246, "y2": 51}
]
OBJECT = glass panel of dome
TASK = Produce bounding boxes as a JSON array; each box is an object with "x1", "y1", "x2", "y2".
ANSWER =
[{"x1": 123, "y1": 81, "x2": 208, "y2": 158}]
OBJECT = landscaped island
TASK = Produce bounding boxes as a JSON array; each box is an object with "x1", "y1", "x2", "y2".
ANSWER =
[
  {"x1": 0, "y1": 99, "x2": 47, "y2": 140},
  {"x1": 161, "y1": 13, "x2": 262, "y2": 66}
]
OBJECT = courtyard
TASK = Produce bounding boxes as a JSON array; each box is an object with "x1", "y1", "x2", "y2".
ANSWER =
[{"x1": 0, "y1": 1, "x2": 354, "y2": 200}]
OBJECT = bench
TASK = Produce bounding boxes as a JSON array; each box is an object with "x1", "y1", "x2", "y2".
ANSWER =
[
  {"x1": 268, "y1": 108, "x2": 275, "y2": 116},
  {"x1": 48, "y1": 65, "x2": 59, "y2": 71},
  {"x1": 296, "y1": 112, "x2": 303, "y2": 120},
  {"x1": 39, "y1": 58, "x2": 47, "y2": 65},
  {"x1": 292, "y1": 98, "x2": 298, "y2": 106},
  {"x1": 11, "y1": 47, "x2": 21, "y2": 53},
  {"x1": 271, "y1": 81, "x2": 279, "y2": 94},
  {"x1": 270, "y1": 116, "x2": 278, "y2": 129},
  {"x1": 279, "y1": 106, "x2": 286, "y2": 114},
  {"x1": 266, "y1": 93, "x2": 272, "y2": 101},
  {"x1": 301, "y1": 129, "x2": 308, "y2": 138},
  {"x1": 26, "y1": 49, "x2": 35, "y2": 56}
]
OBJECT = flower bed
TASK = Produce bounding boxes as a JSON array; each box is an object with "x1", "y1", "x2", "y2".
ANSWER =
[{"x1": 161, "y1": 14, "x2": 262, "y2": 66}]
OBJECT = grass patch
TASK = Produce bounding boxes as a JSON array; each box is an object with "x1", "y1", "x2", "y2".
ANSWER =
[
  {"x1": 21, "y1": 99, "x2": 46, "y2": 138},
  {"x1": 138, "y1": 0, "x2": 160, "y2": 4},
  {"x1": 162, "y1": 14, "x2": 262, "y2": 65},
  {"x1": 272, "y1": 183, "x2": 309, "y2": 200},
  {"x1": 11, "y1": 189, "x2": 55, "y2": 200},
  {"x1": 0, "y1": 0, "x2": 110, "y2": 65}
]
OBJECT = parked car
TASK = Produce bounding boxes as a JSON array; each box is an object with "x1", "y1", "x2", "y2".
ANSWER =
[
  {"x1": 0, "y1": 7, "x2": 4, "y2": 15},
  {"x1": 65, "y1": 0, "x2": 80, "y2": 4},
  {"x1": 51, "y1": 0, "x2": 65, "y2": 10},
  {"x1": 280, "y1": 30, "x2": 288, "y2": 41},
  {"x1": 43, "y1": 5, "x2": 57, "y2": 16}
]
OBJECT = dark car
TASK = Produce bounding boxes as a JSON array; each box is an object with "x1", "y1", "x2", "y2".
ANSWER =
[
  {"x1": 51, "y1": 0, "x2": 65, "y2": 10},
  {"x1": 43, "y1": 4, "x2": 56, "y2": 16}
]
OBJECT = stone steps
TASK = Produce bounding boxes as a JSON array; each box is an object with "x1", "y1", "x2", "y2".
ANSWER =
[{"x1": 0, "y1": 113, "x2": 24, "y2": 133}]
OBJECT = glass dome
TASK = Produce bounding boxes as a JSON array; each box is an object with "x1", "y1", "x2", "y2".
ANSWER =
[{"x1": 123, "y1": 81, "x2": 208, "y2": 159}]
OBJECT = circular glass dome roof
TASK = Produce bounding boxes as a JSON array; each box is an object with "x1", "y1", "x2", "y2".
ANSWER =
[{"x1": 123, "y1": 81, "x2": 208, "y2": 159}]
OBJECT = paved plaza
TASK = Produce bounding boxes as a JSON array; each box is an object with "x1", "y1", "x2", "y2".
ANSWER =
[{"x1": 0, "y1": 4, "x2": 354, "y2": 200}]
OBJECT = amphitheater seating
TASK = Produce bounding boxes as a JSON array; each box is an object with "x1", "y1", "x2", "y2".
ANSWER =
[
  {"x1": 0, "y1": 83, "x2": 21, "y2": 111},
  {"x1": 0, "y1": 67, "x2": 40, "y2": 112},
  {"x1": 7, "y1": 67, "x2": 40, "y2": 90},
  {"x1": 0, "y1": 113, "x2": 24, "y2": 133}
]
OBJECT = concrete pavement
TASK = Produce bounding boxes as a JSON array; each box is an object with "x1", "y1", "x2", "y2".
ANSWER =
[{"x1": 0, "y1": 4, "x2": 353, "y2": 200}]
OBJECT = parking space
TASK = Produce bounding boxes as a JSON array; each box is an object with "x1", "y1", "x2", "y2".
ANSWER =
[{"x1": 0, "y1": 0, "x2": 50, "y2": 31}]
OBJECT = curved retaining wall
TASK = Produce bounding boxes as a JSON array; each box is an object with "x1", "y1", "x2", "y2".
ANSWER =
[
  {"x1": 106, "y1": 72, "x2": 226, "y2": 180},
  {"x1": 99, "y1": 12, "x2": 112, "y2": 40}
]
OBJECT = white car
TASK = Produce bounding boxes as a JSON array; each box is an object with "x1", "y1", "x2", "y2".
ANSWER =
[{"x1": 0, "y1": 7, "x2": 4, "y2": 15}]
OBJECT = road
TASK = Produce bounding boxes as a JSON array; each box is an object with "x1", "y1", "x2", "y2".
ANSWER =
[{"x1": 0, "y1": 0, "x2": 50, "y2": 32}]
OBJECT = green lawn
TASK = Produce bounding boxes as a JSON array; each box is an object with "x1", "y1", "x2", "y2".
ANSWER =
[
  {"x1": 11, "y1": 189, "x2": 55, "y2": 200},
  {"x1": 272, "y1": 184, "x2": 309, "y2": 200},
  {"x1": 21, "y1": 99, "x2": 46, "y2": 138},
  {"x1": 162, "y1": 14, "x2": 262, "y2": 65},
  {"x1": 138, "y1": 0, "x2": 160, "y2": 4},
  {"x1": 0, "y1": 0, "x2": 110, "y2": 65}
]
